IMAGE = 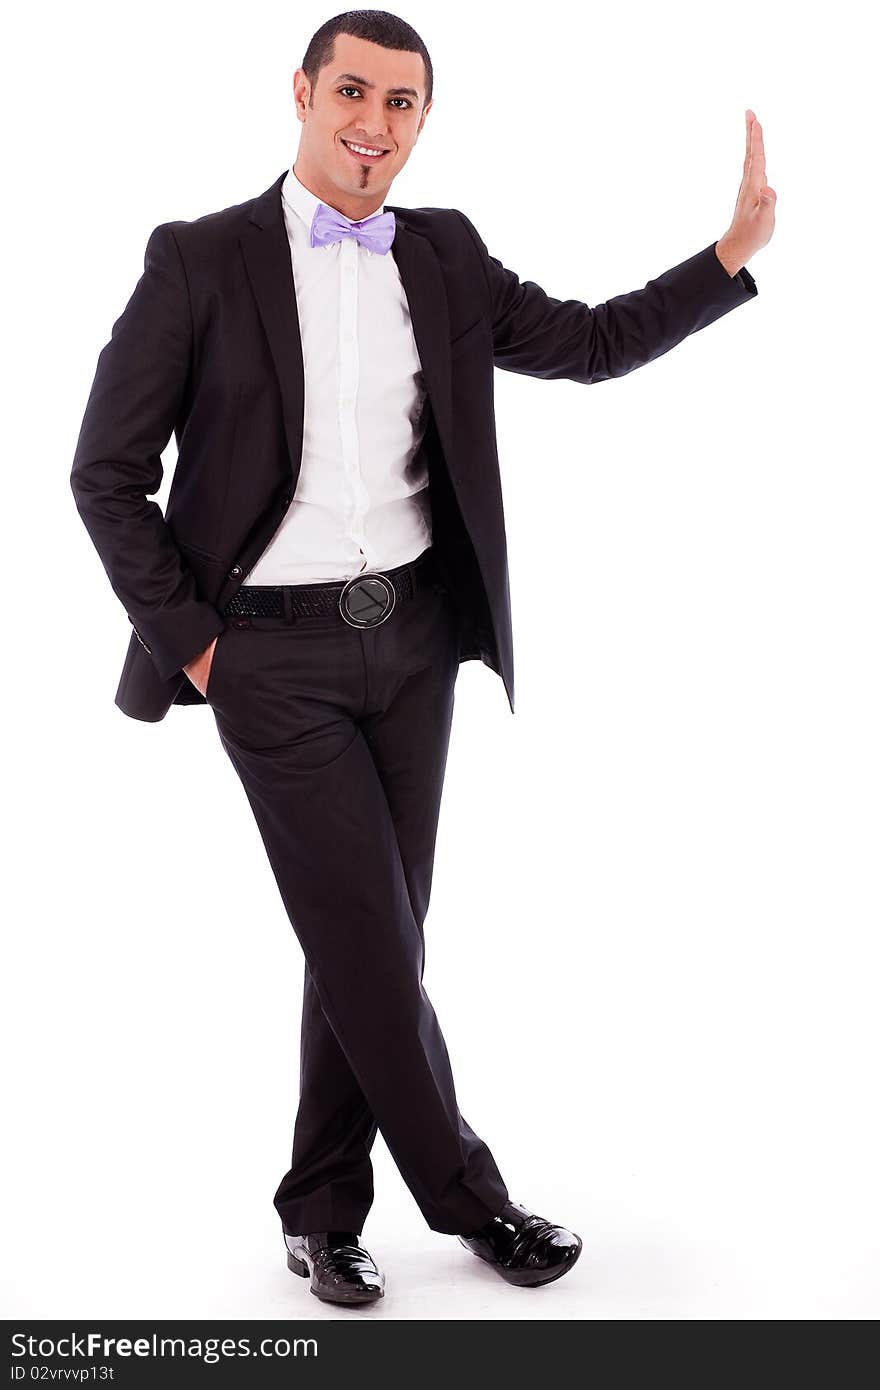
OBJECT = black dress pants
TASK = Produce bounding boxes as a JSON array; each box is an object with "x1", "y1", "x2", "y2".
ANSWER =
[{"x1": 205, "y1": 550, "x2": 510, "y2": 1237}]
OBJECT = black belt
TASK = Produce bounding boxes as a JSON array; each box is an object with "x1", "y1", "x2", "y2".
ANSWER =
[{"x1": 223, "y1": 547, "x2": 444, "y2": 628}]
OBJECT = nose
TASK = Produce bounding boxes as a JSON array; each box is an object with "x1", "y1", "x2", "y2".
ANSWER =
[{"x1": 356, "y1": 103, "x2": 391, "y2": 144}]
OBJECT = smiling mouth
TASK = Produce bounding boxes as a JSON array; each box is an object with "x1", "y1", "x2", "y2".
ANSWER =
[{"x1": 341, "y1": 138, "x2": 391, "y2": 163}]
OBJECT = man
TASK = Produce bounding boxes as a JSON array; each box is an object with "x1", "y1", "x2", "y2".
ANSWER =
[{"x1": 70, "y1": 10, "x2": 774, "y2": 1307}]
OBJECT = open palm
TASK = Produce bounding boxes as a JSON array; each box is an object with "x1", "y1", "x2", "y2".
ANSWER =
[{"x1": 728, "y1": 110, "x2": 776, "y2": 259}]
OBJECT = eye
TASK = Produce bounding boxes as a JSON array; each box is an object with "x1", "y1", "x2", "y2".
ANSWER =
[{"x1": 338, "y1": 86, "x2": 412, "y2": 109}]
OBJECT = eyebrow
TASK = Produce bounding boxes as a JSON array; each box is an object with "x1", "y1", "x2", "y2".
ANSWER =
[{"x1": 334, "y1": 72, "x2": 420, "y2": 99}]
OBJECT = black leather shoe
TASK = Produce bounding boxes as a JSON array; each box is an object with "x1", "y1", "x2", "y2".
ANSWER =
[
  {"x1": 284, "y1": 1230, "x2": 385, "y2": 1305},
  {"x1": 457, "y1": 1200, "x2": 583, "y2": 1287}
]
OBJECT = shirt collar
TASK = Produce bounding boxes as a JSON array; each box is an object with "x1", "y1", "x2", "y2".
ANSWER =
[{"x1": 281, "y1": 165, "x2": 386, "y2": 240}]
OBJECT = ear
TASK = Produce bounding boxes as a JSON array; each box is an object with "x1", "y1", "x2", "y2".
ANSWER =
[{"x1": 292, "y1": 67, "x2": 311, "y2": 117}]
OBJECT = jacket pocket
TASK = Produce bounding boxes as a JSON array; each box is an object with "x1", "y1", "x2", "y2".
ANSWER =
[
  {"x1": 178, "y1": 540, "x2": 223, "y2": 565},
  {"x1": 449, "y1": 316, "x2": 488, "y2": 359}
]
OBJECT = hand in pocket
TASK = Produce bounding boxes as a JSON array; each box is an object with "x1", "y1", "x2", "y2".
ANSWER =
[{"x1": 184, "y1": 634, "x2": 221, "y2": 699}]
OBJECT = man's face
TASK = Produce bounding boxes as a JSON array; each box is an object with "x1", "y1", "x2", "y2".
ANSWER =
[{"x1": 292, "y1": 33, "x2": 432, "y2": 216}]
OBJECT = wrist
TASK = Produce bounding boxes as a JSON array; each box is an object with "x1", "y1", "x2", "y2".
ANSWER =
[
  {"x1": 715, "y1": 235, "x2": 745, "y2": 278},
  {"x1": 183, "y1": 638, "x2": 215, "y2": 676}
]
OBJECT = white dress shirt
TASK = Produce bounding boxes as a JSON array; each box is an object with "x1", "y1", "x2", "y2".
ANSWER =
[{"x1": 242, "y1": 166, "x2": 433, "y2": 586}]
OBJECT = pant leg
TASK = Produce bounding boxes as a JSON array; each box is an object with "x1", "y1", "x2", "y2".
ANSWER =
[
  {"x1": 358, "y1": 587, "x2": 508, "y2": 1222},
  {"x1": 207, "y1": 577, "x2": 509, "y2": 1235},
  {"x1": 274, "y1": 579, "x2": 459, "y2": 1232},
  {"x1": 273, "y1": 957, "x2": 379, "y2": 1234}
]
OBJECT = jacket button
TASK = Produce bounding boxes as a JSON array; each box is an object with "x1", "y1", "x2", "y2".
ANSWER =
[
  {"x1": 281, "y1": 493, "x2": 291, "y2": 507},
  {"x1": 229, "y1": 564, "x2": 242, "y2": 578}
]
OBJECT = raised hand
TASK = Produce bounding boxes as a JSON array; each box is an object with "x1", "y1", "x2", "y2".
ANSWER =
[{"x1": 717, "y1": 110, "x2": 776, "y2": 274}]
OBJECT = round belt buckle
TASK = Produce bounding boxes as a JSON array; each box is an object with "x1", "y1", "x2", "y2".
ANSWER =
[{"x1": 338, "y1": 571, "x2": 397, "y2": 628}]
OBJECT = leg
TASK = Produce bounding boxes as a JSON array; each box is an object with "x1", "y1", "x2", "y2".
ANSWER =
[
  {"x1": 207, "y1": 580, "x2": 508, "y2": 1235},
  {"x1": 359, "y1": 593, "x2": 502, "y2": 1180},
  {"x1": 276, "y1": 586, "x2": 507, "y2": 1232},
  {"x1": 273, "y1": 957, "x2": 379, "y2": 1233}
]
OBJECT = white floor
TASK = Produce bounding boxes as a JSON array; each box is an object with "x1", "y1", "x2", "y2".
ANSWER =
[{"x1": 5, "y1": 1134, "x2": 878, "y2": 1320}]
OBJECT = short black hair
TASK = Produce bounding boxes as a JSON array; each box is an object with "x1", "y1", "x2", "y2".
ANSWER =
[{"x1": 301, "y1": 10, "x2": 433, "y2": 108}]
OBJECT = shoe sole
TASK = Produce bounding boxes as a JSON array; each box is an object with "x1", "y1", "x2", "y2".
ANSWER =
[
  {"x1": 286, "y1": 1250, "x2": 385, "y2": 1304},
  {"x1": 467, "y1": 1235, "x2": 583, "y2": 1288}
]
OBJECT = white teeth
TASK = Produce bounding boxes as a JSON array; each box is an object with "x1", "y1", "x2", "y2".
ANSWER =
[{"x1": 344, "y1": 140, "x2": 385, "y2": 157}]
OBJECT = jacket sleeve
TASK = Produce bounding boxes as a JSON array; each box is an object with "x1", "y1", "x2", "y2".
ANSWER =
[
  {"x1": 70, "y1": 222, "x2": 226, "y2": 683},
  {"x1": 453, "y1": 209, "x2": 758, "y2": 384}
]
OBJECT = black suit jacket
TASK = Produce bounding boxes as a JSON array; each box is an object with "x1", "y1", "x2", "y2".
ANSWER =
[{"x1": 70, "y1": 168, "x2": 757, "y2": 721}]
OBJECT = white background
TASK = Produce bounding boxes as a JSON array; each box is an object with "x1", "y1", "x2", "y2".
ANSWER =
[{"x1": 3, "y1": 0, "x2": 878, "y2": 1321}]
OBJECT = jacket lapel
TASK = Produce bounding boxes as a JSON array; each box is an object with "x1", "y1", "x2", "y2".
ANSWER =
[
  {"x1": 387, "y1": 209, "x2": 453, "y2": 453},
  {"x1": 239, "y1": 172, "x2": 454, "y2": 486},
  {"x1": 239, "y1": 173, "x2": 305, "y2": 484}
]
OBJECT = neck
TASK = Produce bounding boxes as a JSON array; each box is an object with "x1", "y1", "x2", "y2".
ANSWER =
[{"x1": 293, "y1": 159, "x2": 386, "y2": 222}]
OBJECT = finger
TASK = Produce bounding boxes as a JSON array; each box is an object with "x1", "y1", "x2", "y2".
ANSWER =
[
  {"x1": 747, "y1": 119, "x2": 766, "y2": 203},
  {"x1": 752, "y1": 118, "x2": 766, "y2": 184},
  {"x1": 742, "y1": 109, "x2": 755, "y2": 179}
]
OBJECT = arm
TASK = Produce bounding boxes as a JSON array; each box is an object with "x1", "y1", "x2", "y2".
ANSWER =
[
  {"x1": 454, "y1": 208, "x2": 757, "y2": 385},
  {"x1": 454, "y1": 110, "x2": 774, "y2": 386},
  {"x1": 69, "y1": 223, "x2": 226, "y2": 684}
]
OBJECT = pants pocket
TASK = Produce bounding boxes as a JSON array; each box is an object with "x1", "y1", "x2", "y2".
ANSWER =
[{"x1": 205, "y1": 628, "x2": 230, "y2": 703}]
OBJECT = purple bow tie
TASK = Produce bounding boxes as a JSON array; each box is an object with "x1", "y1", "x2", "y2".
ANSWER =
[{"x1": 310, "y1": 201, "x2": 396, "y2": 255}]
